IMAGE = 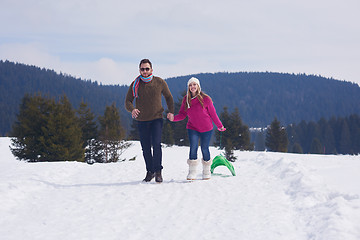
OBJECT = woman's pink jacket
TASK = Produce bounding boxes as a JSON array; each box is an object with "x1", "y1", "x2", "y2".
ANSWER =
[{"x1": 173, "y1": 96, "x2": 223, "y2": 133}]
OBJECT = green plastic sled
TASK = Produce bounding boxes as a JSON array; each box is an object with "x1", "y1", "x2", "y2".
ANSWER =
[{"x1": 211, "y1": 154, "x2": 236, "y2": 176}]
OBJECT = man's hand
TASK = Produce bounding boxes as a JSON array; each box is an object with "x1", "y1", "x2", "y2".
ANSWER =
[{"x1": 132, "y1": 109, "x2": 140, "y2": 118}]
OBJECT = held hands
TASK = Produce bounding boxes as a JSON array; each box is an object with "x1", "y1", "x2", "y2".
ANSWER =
[
  {"x1": 167, "y1": 113, "x2": 174, "y2": 121},
  {"x1": 132, "y1": 109, "x2": 140, "y2": 118},
  {"x1": 133, "y1": 109, "x2": 174, "y2": 121}
]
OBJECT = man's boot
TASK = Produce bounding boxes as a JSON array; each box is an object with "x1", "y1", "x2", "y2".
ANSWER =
[
  {"x1": 143, "y1": 171, "x2": 155, "y2": 182},
  {"x1": 155, "y1": 170, "x2": 163, "y2": 183}
]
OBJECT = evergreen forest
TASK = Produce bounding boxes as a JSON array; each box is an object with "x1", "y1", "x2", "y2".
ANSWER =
[
  {"x1": 2, "y1": 60, "x2": 360, "y2": 156},
  {"x1": 11, "y1": 93, "x2": 129, "y2": 163},
  {"x1": 0, "y1": 60, "x2": 130, "y2": 136},
  {"x1": 165, "y1": 72, "x2": 360, "y2": 127}
]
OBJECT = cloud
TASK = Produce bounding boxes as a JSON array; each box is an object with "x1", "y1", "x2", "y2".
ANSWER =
[
  {"x1": 0, "y1": 42, "x2": 134, "y2": 85},
  {"x1": 0, "y1": 43, "x2": 60, "y2": 68},
  {"x1": 1, "y1": 0, "x2": 360, "y2": 86},
  {"x1": 69, "y1": 59, "x2": 138, "y2": 85}
]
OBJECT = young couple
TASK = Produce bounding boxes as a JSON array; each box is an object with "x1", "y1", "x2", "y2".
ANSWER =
[{"x1": 125, "y1": 59, "x2": 225, "y2": 183}]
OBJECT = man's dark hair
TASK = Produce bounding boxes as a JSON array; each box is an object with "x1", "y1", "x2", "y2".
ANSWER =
[{"x1": 139, "y1": 59, "x2": 152, "y2": 68}]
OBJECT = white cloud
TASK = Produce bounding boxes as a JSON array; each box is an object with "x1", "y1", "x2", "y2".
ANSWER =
[
  {"x1": 0, "y1": 43, "x2": 60, "y2": 68},
  {"x1": 0, "y1": 43, "x2": 134, "y2": 85},
  {"x1": 1, "y1": 0, "x2": 359, "y2": 86},
  {"x1": 65, "y1": 59, "x2": 138, "y2": 85}
]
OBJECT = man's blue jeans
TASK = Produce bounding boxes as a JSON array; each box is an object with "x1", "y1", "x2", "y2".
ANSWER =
[
  {"x1": 137, "y1": 118, "x2": 163, "y2": 173},
  {"x1": 188, "y1": 129, "x2": 213, "y2": 161}
]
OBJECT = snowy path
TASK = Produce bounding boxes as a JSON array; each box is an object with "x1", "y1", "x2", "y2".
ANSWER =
[{"x1": 1, "y1": 138, "x2": 359, "y2": 240}]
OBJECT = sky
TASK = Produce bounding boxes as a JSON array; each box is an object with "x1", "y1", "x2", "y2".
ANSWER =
[{"x1": 1, "y1": 0, "x2": 359, "y2": 86}]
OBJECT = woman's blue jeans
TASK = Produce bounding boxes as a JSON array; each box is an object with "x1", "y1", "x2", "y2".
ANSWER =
[
  {"x1": 188, "y1": 129, "x2": 213, "y2": 161},
  {"x1": 137, "y1": 118, "x2": 163, "y2": 173}
]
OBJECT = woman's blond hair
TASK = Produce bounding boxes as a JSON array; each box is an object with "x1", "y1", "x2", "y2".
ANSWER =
[{"x1": 186, "y1": 86, "x2": 212, "y2": 110}]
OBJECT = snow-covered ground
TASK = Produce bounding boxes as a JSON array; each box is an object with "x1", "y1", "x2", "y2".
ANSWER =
[{"x1": 1, "y1": 137, "x2": 359, "y2": 240}]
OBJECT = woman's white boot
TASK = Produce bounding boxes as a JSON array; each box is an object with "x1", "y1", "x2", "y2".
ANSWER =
[
  {"x1": 202, "y1": 159, "x2": 212, "y2": 180},
  {"x1": 187, "y1": 159, "x2": 199, "y2": 180}
]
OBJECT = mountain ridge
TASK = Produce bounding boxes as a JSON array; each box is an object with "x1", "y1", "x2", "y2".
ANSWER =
[
  {"x1": 165, "y1": 72, "x2": 360, "y2": 127},
  {"x1": 1, "y1": 60, "x2": 360, "y2": 136}
]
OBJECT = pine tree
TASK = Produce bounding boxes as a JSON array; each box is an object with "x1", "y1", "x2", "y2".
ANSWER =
[
  {"x1": 216, "y1": 107, "x2": 235, "y2": 160},
  {"x1": 215, "y1": 107, "x2": 254, "y2": 161},
  {"x1": 11, "y1": 94, "x2": 84, "y2": 162},
  {"x1": 98, "y1": 103, "x2": 129, "y2": 162},
  {"x1": 172, "y1": 94, "x2": 189, "y2": 146},
  {"x1": 305, "y1": 121, "x2": 321, "y2": 153},
  {"x1": 348, "y1": 114, "x2": 360, "y2": 154},
  {"x1": 224, "y1": 138, "x2": 236, "y2": 162},
  {"x1": 44, "y1": 95, "x2": 84, "y2": 161},
  {"x1": 338, "y1": 119, "x2": 352, "y2": 154},
  {"x1": 310, "y1": 138, "x2": 323, "y2": 154},
  {"x1": 322, "y1": 122, "x2": 337, "y2": 154},
  {"x1": 170, "y1": 94, "x2": 190, "y2": 146},
  {"x1": 128, "y1": 119, "x2": 140, "y2": 140},
  {"x1": 291, "y1": 143, "x2": 303, "y2": 154},
  {"x1": 296, "y1": 120, "x2": 308, "y2": 152},
  {"x1": 230, "y1": 108, "x2": 253, "y2": 150},
  {"x1": 162, "y1": 119, "x2": 175, "y2": 146},
  {"x1": 172, "y1": 121, "x2": 188, "y2": 146},
  {"x1": 254, "y1": 130, "x2": 266, "y2": 151},
  {"x1": 77, "y1": 101, "x2": 98, "y2": 147},
  {"x1": 11, "y1": 93, "x2": 54, "y2": 161},
  {"x1": 215, "y1": 106, "x2": 231, "y2": 147},
  {"x1": 265, "y1": 117, "x2": 288, "y2": 152},
  {"x1": 77, "y1": 101, "x2": 98, "y2": 163},
  {"x1": 216, "y1": 107, "x2": 253, "y2": 157}
]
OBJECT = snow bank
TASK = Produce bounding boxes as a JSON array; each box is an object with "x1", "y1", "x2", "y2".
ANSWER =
[
  {"x1": 0, "y1": 137, "x2": 359, "y2": 240},
  {"x1": 251, "y1": 152, "x2": 360, "y2": 239}
]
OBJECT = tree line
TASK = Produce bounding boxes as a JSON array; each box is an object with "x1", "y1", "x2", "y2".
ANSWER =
[
  {"x1": 129, "y1": 93, "x2": 360, "y2": 157},
  {"x1": 3, "y1": 60, "x2": 360, "y2": 137},
  {"x1": 286, "y1": 115, "x2": 360, "y2": 154},
  {"x1": 252, "y1": 115, "x2": 360, "y2": 155},
  {"x1": 0, "y1": 60, "x2": 130, "y2": 136},
  {"x1": 10, "y1": 93, "x2": 360, "y2": 164},
  {"x1": 160, "y1": 105, "x2": 360, "y2": 157},
  {"x1": 166, "y1": 72, "x2": 360, "y2": 128},
  {"x1": 11, "y1": 93, "x2": 130, "y2": 163}
]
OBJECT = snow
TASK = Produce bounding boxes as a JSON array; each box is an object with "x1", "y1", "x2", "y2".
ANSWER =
[{"x1": 0, "y1": 137, "x2": 359, "y2": 240}]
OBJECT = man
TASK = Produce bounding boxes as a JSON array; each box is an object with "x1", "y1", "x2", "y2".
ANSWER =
[{"x1": 125, "y1": 59, "x2": 174, "y2": 183}]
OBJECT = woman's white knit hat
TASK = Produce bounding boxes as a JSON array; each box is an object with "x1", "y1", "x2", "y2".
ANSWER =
[
  {"x1": 187, "y1": 77, "x2": 201, "y2": 108},
  {"x1": 187, "y1": 77, "x2": 201, "y2": 92}
]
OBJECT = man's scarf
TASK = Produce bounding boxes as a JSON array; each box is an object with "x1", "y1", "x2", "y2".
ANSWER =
[{"x1": 132, "y1": 74, "x2": 153, "y2": 98}]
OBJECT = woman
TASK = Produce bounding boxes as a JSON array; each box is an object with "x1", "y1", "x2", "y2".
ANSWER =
[{"x1": 168, "y1": 77, "x2": 225, "y2": 180}]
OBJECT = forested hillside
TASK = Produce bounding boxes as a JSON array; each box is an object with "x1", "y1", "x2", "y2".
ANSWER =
[
  {"x1": 1, "y1": 60, "x2": 360, "y2": 136},
  {"x1": 166, "y1": 72, "x2": 360, "y2": 127},
  {"x1": 0, "y1": 60, "x2": 130, "y2": 136}
]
